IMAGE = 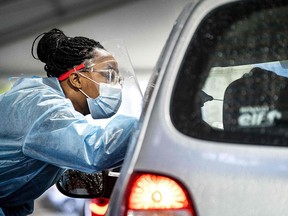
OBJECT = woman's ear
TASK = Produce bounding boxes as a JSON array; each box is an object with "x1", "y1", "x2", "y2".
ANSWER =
[{"x1": 68, "y1": 72, "x2": 82, "y2": 89}]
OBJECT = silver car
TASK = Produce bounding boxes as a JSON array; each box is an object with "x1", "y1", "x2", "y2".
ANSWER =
[{"x1": 58, "y1": 0, "x2": 288, "y2": 215}]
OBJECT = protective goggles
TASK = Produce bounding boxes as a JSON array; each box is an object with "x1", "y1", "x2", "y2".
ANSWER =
[{"x1": 58, "y1": 63, "x2": 123, "y2": 85}]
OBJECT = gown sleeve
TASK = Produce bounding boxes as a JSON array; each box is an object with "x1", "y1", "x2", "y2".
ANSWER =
[{"x1": 22, "y1": 99, "x2": 137, "y2": 173}]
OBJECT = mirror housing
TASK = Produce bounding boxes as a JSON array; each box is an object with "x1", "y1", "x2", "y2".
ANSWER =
[{"x1": 56, "y1": 167, "x2": 120, "y2": 198}]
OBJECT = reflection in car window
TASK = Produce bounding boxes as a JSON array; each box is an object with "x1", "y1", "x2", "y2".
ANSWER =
[{"x1": 171, "y1": 1, "x2": 288, "y2": 145}]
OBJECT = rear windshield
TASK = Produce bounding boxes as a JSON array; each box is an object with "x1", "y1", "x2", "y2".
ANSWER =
[{"x1": 171, "y1": 0, "x2": 288, "y2": 146}]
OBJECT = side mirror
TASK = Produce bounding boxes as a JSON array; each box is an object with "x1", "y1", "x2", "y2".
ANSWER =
[{"x1": 56, "y1": 167, "x2": 120, "y2": 199}]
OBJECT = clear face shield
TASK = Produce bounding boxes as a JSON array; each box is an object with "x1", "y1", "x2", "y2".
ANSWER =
[
  {"x1": 102, "y1": 39, "x2": 143, "y2": 119},
  {"x1": 83, "y1": 39, "x2": 143, "y2": 122}
]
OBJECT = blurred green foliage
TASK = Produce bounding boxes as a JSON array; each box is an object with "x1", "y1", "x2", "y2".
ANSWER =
[{"x1": 0, "y1": 84, "x2": 11, "y2": 94}]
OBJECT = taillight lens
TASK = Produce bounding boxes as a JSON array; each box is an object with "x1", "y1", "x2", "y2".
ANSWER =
[
  {"x1": 90, "y1": 198, "x2": 109, "y2": 216},
  {"x1": 126, "y1": 173, "x2": 196, "y2": 216}
]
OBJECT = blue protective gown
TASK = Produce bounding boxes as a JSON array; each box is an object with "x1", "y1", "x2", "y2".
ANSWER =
[{"x1": 0, "y1": 77, "x2": 137, "y2": 215}]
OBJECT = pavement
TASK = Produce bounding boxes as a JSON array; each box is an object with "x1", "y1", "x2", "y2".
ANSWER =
[{"x1": 29, "y1": 186, "x2": 86, "y2": 216}]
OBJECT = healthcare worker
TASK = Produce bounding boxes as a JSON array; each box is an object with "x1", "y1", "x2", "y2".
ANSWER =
[{"x1": 0, "y1": 28, "x2": 140, "y2": 216}]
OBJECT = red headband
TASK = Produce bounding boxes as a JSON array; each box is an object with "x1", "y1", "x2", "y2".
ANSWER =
[{"x1": 58, "y1": 63, "x2": 86, "y2": 81}]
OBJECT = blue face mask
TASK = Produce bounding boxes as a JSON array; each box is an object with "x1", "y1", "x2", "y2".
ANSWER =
[
  {"x1": 79, "y1": 73, "x2": 122, "y2": 119},
  {"x1": 87, "y1": 83, "x2": 122, "y2": 119}
]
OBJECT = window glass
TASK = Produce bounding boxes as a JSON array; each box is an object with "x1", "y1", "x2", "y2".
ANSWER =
[{"x1": 171, "y1": 1, "x2": 288, "y2": 145}]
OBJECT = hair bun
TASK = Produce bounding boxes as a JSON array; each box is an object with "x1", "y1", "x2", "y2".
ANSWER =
[
  {"x1": 36, "y1": 28, "x2": 66, "y2": 64},
  {"x1": 32, "y1": 28, "x2": 104, "y2": 77}
]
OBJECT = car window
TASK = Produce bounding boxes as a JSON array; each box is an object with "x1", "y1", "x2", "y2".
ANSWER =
[{"x1": 171, "y1": 0, "x2": 288, "y2": 146}]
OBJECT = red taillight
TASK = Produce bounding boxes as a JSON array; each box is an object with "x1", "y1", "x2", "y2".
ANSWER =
[
  {"x1": 90, "y1": 198, "x2": 109, "y2": 216},
  {"x1": 125, "y1": 173, "x2": 196, "y2": 216}
]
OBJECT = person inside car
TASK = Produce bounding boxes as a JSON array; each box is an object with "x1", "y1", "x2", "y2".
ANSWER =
[
  {"x1": 223, "y1": 67, "x2": 288, "y2": 131},
  {"x1": 0, "y1": 28, "x2": 138, "y2": 216}
]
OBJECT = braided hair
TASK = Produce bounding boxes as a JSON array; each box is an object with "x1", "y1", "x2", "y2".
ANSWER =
[{"x1": 32, "y1": 28, "x2": 104, "y2": 78}]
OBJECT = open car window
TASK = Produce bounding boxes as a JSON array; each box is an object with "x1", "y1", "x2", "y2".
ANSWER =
[{"x1": 171, "y1": 0, "x2": 288, "y2": 146}]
